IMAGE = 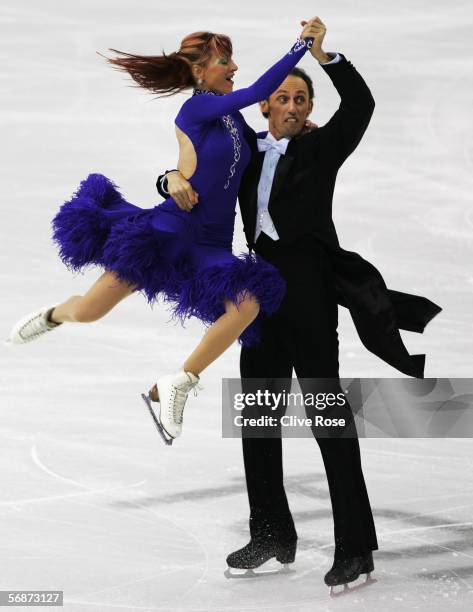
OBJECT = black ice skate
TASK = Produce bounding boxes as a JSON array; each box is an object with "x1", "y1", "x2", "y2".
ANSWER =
[
  {"x1": 325, "y1": 551, "x2": 377, "y2": 597},
  {"x1": 224, "y1": 537, "x2": 297, "y2": 578}
]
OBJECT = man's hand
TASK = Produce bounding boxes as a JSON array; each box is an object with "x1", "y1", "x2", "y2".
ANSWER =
[
  {"x1": 301, "y1": 119, "x2": 318, "y2": 134},
  {"x1": 166, "y1": 171, "x2": 199, "y2": 212},
  {"x1": 300, "y1": 17, "x2": 330, "y2": 63}
]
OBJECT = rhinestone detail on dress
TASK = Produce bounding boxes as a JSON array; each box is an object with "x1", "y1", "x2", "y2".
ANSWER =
[
  {"x1": 191, "y1": 89, "x2": 241, "y2": 191},
  {"x1": 221, "y1": 114, "x2": 241, "y2": 190}
]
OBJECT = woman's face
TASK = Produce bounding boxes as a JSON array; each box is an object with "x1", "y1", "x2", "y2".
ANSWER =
[{"x1": 194, "y1": 51, "x2": 238, "y2": 94}]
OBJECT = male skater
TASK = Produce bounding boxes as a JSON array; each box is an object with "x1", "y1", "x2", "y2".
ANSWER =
[{"x1": 157, "y1": 18, "x2": 441, "y2": 589}]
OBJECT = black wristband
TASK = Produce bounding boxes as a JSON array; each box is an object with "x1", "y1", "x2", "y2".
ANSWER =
[
  {"x1": 156, "y1": 169, "x2": 178, "y2": 197},
  {"x1": 163, "y1": 169, "x2": 178, "y2": 195}
]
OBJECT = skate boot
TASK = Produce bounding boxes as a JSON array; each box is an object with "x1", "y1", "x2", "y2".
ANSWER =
[
  {"x1": 141, "y1": 371, "x2": 201, "y2": 445},
  {"x1": 325, "y1": 551, "x2": 376, "y2": 596},
  {"x1": 225, "y1": 535, "x2": 297, "y2": 578},
  {"x1": 6, "y1": 305, "x2": 62, "y2": 345}
]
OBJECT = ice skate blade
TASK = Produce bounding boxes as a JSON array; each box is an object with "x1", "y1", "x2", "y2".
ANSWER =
[
  {"x1": 140, "y1": 393, "x2": 173, "y2": 446},
  {"x1": 224, "y1": 563, "x2": 294, "y2": 579},
  {"x1": 329, "y1": 573, "x2": 377, "y2": 598}
]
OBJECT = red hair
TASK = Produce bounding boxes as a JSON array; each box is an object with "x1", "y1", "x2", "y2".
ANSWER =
[{"x1": 98, "y1": 31, "x2": 233, "y2": 98}]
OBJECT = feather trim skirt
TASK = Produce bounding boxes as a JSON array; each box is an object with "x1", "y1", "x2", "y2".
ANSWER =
[{"x1": 51, "y1": 173, "x2": 286, "y2": 346}]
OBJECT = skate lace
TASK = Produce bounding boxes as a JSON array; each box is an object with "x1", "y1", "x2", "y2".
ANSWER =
[
  {"x1": 19, "y1": 313, "x2": 49, "y2": 340},
  {"x1": 171, "y1": 381, "x2": 203, "y2": 425}
]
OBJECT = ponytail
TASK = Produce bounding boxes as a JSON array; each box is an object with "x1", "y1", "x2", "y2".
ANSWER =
[{"x1": 98, "y1": 31, "x2": 233, "y2": 99}]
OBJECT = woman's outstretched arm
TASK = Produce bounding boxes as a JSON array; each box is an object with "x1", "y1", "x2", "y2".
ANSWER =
[{"x1": 177, "y1": 35, "x2": 314, "y2": 126}]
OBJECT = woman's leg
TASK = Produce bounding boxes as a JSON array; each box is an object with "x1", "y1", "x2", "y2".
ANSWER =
[
  {"x1": 183, "y1": 292, "x2": 260, "y2": 375},
  {"x1": 49, "y1": 271, "x2": 137, "y2": 323},
  {"x1": 149, "y1": 291, "x2": 260, "y2": 401}
]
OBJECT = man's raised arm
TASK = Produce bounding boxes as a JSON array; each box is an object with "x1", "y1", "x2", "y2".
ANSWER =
[{"x1": 304, "y1": 40, "x2": 375, "y2": 168}]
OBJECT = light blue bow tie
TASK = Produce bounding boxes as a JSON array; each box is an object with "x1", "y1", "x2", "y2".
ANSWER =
[{"x1": 257, "y1": 135, "x2": 290, "y2": 155}]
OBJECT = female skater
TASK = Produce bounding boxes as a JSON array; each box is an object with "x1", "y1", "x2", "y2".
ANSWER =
[{"x1": 7, "y1": 20, "x2": 319, "y2": 444}]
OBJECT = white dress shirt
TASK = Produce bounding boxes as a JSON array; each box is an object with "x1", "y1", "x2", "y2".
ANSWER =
[
  {"x1": 254, "y1": 51, "x2": 341, "y2": 244},
  {"x1": 255, "y1": 131, "x2": 288, "y2": 241}
]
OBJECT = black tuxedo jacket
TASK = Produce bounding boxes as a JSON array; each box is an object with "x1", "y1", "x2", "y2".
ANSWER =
[
  {"x1": 157, "y1": 54, "x2": 441, "y2": 378},
  {"x1": 238, "y1": 53, "x2": 441, "y2": 379}
]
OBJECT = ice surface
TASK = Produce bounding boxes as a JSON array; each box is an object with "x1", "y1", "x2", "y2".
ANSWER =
[{"x1": 1, "y1": 1, "x2": 473, "y2": 610}]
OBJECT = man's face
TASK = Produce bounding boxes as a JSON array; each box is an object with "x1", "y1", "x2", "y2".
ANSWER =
[{"x1": 259, "y1": 75, "x2": 313, "y2": 140}]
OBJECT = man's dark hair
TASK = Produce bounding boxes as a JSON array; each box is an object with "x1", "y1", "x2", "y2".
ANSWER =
[{"x1": 261, "y1": 67, "x2": 314, "y2": 118}]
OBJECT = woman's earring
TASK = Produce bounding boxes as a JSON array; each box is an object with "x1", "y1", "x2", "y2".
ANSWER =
[{"x1": 197, "y1": 78, "x2": 203, "y2": 86}]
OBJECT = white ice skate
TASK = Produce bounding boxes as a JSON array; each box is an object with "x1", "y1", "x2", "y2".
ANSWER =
[
  {"x1": 6, "y1": 304, "x2": 62, "y2": 345},
  {"x1": 141, "y1": 370, "x2": 201, "y2": 445}
]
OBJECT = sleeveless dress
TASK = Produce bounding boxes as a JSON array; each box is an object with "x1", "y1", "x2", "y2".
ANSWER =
[{"x1": 51, "y1": 38, "x2": 311, "y2": 346}]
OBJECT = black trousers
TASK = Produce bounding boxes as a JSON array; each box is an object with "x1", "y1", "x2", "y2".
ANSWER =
[{"x1": 239, "y1": 232, "x2": 378, "y2": 559}]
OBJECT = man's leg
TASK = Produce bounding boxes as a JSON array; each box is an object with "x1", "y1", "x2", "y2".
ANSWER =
[
  {"x1": 239, "y1": 311, "x2": 297, "y2": 545},
  {"x1": 289, "y1": 240, "x2": 378, "y2": 559}
]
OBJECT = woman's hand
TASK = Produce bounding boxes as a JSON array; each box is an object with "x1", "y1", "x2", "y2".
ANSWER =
[
  {"x1": 166, "y1": 171, "x2": 199, "y2": 212},
  {"x1": 300, "y1": 17, "x2": 327, "y2": 55}
]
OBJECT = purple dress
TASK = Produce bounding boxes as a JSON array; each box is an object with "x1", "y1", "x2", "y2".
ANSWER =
[{"x1": 52, "y1": 38, "x2": 310, "y2": 345}]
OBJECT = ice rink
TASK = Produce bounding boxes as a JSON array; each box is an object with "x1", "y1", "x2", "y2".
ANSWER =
[{"x1": 1, "y1": 1, "x2": 473, "y2": 610}]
